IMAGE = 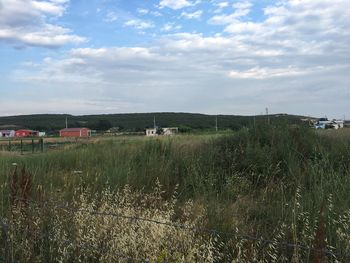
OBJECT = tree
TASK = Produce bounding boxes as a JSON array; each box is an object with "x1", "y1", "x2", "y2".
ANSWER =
[{"x1": 97, "y1": 120, "x2": 113, "y2": 131}]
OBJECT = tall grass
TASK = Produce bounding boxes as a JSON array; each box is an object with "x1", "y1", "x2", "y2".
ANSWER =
[{"x1": 1, "y1": 126, "x2": 350, "y2": 261}]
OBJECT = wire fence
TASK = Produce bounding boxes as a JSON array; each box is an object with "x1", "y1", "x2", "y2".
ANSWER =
[{"x1": 1, "y1": 197, "x2": 349, "y2": 262}]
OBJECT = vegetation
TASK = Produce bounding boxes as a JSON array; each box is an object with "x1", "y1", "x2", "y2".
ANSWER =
[
  {"x1": 1, "y1": 125, "x2": 350, "y2": 262},
  {"x1": 0, "y1": 112, "x2": 305, "y2": 133}
]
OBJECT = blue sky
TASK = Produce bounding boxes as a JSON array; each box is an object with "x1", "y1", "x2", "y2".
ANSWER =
[{"x1": 0, "y1": 0, "x2": 349, "y2": 118}]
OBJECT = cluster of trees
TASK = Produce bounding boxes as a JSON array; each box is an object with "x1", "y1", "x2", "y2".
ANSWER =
[{"x1": 0, "y1": 113, "x2": 305, "y2": 134}]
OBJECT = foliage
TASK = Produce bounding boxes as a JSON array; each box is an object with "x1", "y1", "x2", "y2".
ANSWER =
[{"x1": 0, "y1": 113, "x2": 305, "y2": 132}]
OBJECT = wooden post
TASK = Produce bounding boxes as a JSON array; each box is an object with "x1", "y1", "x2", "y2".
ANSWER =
[
  {"x1": 40, "y1": 138, "x2": 44, "y2": 153},
  {"x1": 20, "y1": 140, "x2": 23, "y2": 155},
  {"x1": 32, "y1": 139, "x2": 34, "y2": 153},
  {"x1": 8, "y1": 140, "x2": 11, "y2": 151}
]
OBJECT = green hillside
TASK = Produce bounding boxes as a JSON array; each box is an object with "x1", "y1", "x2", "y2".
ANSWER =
[{"x1": 0, "y1": 112, "x2": 306, "y2": 133}]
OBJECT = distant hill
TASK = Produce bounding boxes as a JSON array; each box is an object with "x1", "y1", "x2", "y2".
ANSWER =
[{"x1": 0, "y1": 112, "x2": 306, "y2": 133}]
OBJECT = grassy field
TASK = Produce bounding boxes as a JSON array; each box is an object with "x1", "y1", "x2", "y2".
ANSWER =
[{"x1": 1, "y1": 126, "x2": 350, "y2": 262}]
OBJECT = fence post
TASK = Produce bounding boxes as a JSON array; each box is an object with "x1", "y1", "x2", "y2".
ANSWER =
[
  {"x1": 32, "y1": 139, "x2": 34, "y2": 153},
  {"x1": 40, "y1": 138, "x2": 44, "y2": 153},
  {"x1": 8, "y1": 140, "x2": 11, "y2": 151},
  {"x1": 21, "y1": 140, "x2": 23, "y2": 154}
]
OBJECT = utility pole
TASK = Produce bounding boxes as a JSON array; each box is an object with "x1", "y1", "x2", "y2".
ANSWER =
[
  {"x1": 215, "y1": 115, "x2": 218, "y2": 132},
  {"x1": 153, "y1": 116, "x2": 156, "y2": 129},
  {"x1": 266, "y1": 107, "x2": 270, "y2": 125},
  {"x1": 65, "y1": 116, "x2": 68, "y2": 129}
]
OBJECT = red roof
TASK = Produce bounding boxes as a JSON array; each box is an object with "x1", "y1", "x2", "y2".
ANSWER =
[{"x1": 60, "y1": 128, "x2": 89, "y2": 132}]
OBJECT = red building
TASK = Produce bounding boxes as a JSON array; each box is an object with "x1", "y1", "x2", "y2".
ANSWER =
[
  {"x1": 15, "y1": 129, "x2": 39, "y2": 137},
  {"x1": 59, "y1": 128, "x2": 91, "y2": 137}
]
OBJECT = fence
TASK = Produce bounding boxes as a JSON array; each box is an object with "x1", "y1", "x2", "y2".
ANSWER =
[
  {"x1": 0, "y1": 138, "x2": 83, "y2": 154},
  {"x1": 0, "y1": 138, "x2": 44, "y2": 154}
]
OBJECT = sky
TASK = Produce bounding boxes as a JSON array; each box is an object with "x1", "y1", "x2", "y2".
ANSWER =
[{"x1": 0, "y1": 0, "x2": 349, "y2": 118}]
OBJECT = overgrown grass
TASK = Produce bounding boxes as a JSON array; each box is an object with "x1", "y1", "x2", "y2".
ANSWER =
[{"x1": 1, "y1": 125, "x2": 350, "y2": 262}]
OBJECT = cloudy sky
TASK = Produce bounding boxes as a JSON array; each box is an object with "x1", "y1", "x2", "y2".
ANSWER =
[{"x1": 0, "y1": 0, "x2": 349, "y2": 118}]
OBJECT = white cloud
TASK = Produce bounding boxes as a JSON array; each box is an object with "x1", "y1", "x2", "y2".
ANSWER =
[
  {"x1": 137, "y1": 8, "x2": 149, "y2": 15},
  {"x1": 161, "y1": 23, "x2": 182, "y2": 32},
  {"x1": 180, "y1": 10, "x2": 203, "y2": 19},
  {"x1": 31, "y1": 0, "x2": 67, "y2": 15},
  {"x1": 213, "y1": 1, "x2": 229, "y2": 13},
  {"x1": 217, "y1": 2, "x2": 229, "y2": 9},
  {"x1": 104, "y1": 11, "x2": 118, "y2": 22},
  {"x1": 0, "y1": 0, "x2": 85, "y2": 47},
  {"x1": 159, "y1": 0, "x2": 194, "y2": 10},
  {"x1": 0, "y1": 24, "x2": 85, "y2": 48},
  {"x1": 209, "y1": 1, "x2": 252, "y2": 24},
  {"x1": 228, "y1": 66, "x2": 327, "y2": 79},
  {"x1": 224, "y1": 21, "x2": 261, "y2": 33},
  {"x1": 124, "y1": 19, "x2": 154, "y2": 30},
  {"x1": 232, "y1": 1, "x2": 252, "y2": 10}
]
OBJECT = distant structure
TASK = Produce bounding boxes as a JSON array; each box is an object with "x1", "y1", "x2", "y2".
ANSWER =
[
  {"x1": 146, "y1": 127, "x2": 178, "y2": 136},
  {"x1": 146, "y1": 116, "x2": 159, "y2": 136},
  {"x1": 15, "y1": 129, "x2": 39, "y2": 137},
  {"x1": 146, "y1": 128, "x2": 158, "y2": 137},
  {"x1": 59, "y1": 128, "x2": 91, "y2": 137},
  {"x1": 314, "y1": 118, "x2": 344, "y2": 129},
  {"x1": 266, "y1": 107, "x2": 270, "y2": 125},
  {"x1": 162, "y1": 127, "x2": 178, "y2": 136},
  {"x1": 0, "y1": 130, "x2": 15, "y2": 138},
  {"x1": 334, "y1": 120, "x2": 345, "y2": 128},
  {"x1": 145, "y1": 116, "x2": 178, "y2": 136},
  {"x1": 38, "y1": 132, "x2": 46, "y2": 137},
  {"x1": 104, "y1": 127, "x2": 121, "y2": 136}
]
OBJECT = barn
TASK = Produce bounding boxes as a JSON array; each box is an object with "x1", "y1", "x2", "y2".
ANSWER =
[
  {"x1": 15, "y1": 129, "x2": 39, "y2": 137},
  {"x1": 59, "y1": 128, "x2": 91, "y2": 137}
]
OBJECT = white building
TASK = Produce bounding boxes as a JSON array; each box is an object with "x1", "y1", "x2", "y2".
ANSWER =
[
  {"x1": 146, "y1": 128, "x2": 158, "y2": 136},
  {"x1": 146, "y1": 127, "x2": 179, "y2": 136},
  {"x1": 38, "y1": 132, "x2": 46, "y2": 137},
  {"x1": 334, "y1": 120, "x2": 344, "y2": 128},
  {"x1": 163, "y1": 127, "x2": 178, "y2": 136},
  {"x1": 314, "y1": 118, "x2": 345, "y2": 129},
  {"x1": 0, "y1": 130, "x2": 15, "y2": 138}
]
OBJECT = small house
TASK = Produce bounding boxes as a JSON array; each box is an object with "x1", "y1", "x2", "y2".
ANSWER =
[
  {"x1": 15, "y1": 129, "x2": 39, "y2": 137},
  {"x1": 59, "y1": 128, "x2": 91, "y2": 137},
  {"x1": 146, "y1": 128, "x2": 158, "y2": 137},
  {"x1": 0, "y1": 130, "x2": 15, "y2": 138},
  {"x1": 334, "y1": 120, "x2": 344, "y2": 128}
]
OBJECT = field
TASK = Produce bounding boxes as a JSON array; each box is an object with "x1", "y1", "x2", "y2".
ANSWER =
[{"x1": 1, "y1": 125, "x2": 350, "y2": 262}]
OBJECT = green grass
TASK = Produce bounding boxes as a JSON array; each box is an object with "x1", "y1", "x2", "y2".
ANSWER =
[{"x1": 1, "y1": 126, "x2": 350, "y2": 261}]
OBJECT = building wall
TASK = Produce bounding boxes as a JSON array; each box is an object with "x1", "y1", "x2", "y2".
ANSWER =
[
  {"x1": 146, "y1": 129, "x2": 157, "y2": 136},
  {"x1": 60, "y1": 129, "x2": 90, "y2": 137},
  {"x1": 163, "y1": 128, "x2": 178, "y2": 136},
  {"x1": 15, "y1": 130, "x2": 38, "y2": 137}
]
